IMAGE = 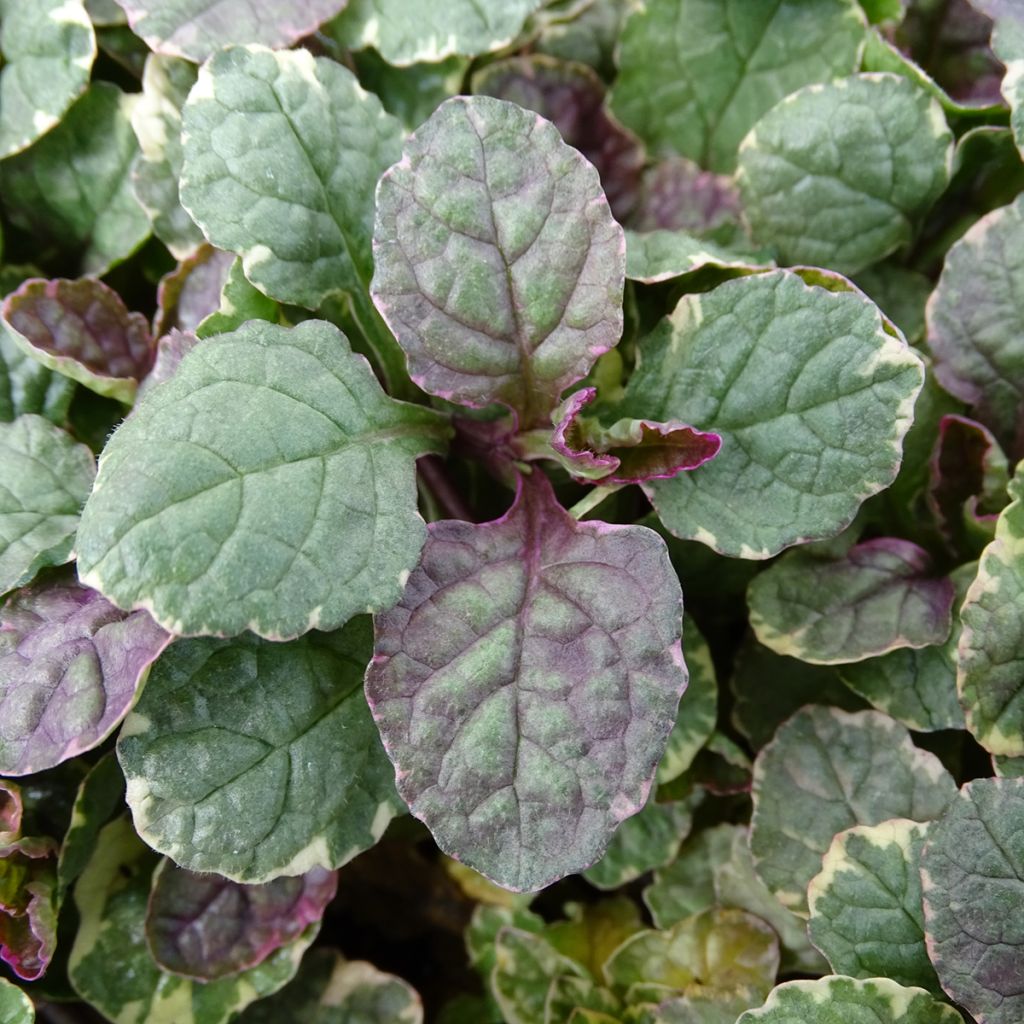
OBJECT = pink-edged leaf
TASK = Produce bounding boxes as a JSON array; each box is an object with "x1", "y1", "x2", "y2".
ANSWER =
[
  {"x1": 551, "y1": 387, "x2": 721, "y2": 484},
  {"x1": 145, "y1": 859, "x2": 337, "y2": 981},
  {"x1": 1, "y1": 278, "x2": 156, "y2": 404},
  {"x1": 471, "y1": 55, "x2": 645, "y2": 222},
  {"x1": 0, "y1": 830, "x2": 58, "y2": 981},
  {"x1": 928, "y1": 413, "x2": 1010, "y2": 547},
  {"x1": 136, "y1": 328, "x2": 199, "y2": 401},
  {"x1": 0, "y1": 572, "x2": 171, "y2": 776},
  {"x1": 0, "y1": 782, "x2": 21, "y2": 837},
  {"x1": 112, "y1": 0, "x2": 349, "y2": 62},
  {"x1": 372, "y1": 95, "x2": 625, "y2": 428},
  {"x1": 366, "y1": 471, "x2": 686, "y2": 892},
  {"x1": 631, "y1": 156, "x2": 742, "y2": 236},
  {"x1": 153, "y1": 245, "x2": 235, "y2": 338}
]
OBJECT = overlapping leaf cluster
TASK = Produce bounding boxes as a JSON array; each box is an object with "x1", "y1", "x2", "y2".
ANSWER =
[{"x1": 0, "y1": 0, "x2": 1023, "y2": 1021}]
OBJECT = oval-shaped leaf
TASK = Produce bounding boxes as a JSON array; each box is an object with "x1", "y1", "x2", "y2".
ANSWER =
[
  {"x1": 180, "y1": 46, "x2": 403, "y2": 312},
  {"x1": 808, "y1": 819, "x2": 938, "y2": 991},
  {"x1": 114, "y1": 0, "x2": 349, "y2": 62},
  {"x1": 145, "y1": 860, "x2": 337, "y2": 981},
  {"x1": 0, "y1": 83, "x2": 150, "y2": 277},
  {"x1": 0, "y1": 573, "x2": 170, "y2": 775},
  {"x1": 747, "y1": 539, "x2": 955, "y2": 664},
  {"x1": 625, "y1": 229, "x2": 769, "y2": 285},
  {"x1": 329, "y1": 0, "x2": 542, "y2": 65},
  {"x1": 921, "y1": 778, "x2": 1024, "y2": 1024},
  {"x1": 736, "y1": 976, "x2": 962, "y2": 1024},
  {"x1": 2, "y1": 278, "x2": 156, "y2": 404},
  {"x1": 372, "y1": 95, "x2": 625, "y2": 427},
  {"x1": 75, "y1": 319, "x2": 447, "y2": 640},
  {"x1": 927, "y1": 195, "x2": 1024, "y2": 457},
  {"x1": 0, "y1": 0, "x2": 95, "y2": 159},
  {"x1": 958, "y1": 466, "x2": 1024, "y2": 755},
  {"x1": 69, "y1": 818, "x2": 316, "y2": 1024},
  {"x1": 608, "y1": 0, "x2": 866, "y2": 173},
  {"x1": 619, "y1": 270, "x2": 924, "y2": 558},
  {"x1": 750, "y1": 707, "x2": 956, "y2": 915},
  {"x1": 738, "y1": 74, "x2": 953, "y2": 275},
  {"x1": 366, "y1": 471, "x2": 685, "y2": 892},
  {"x1": 117, "y1": 619, "x2": 401, "y2": 883},
  {"x1": 0, "y1": 415, "x2": 95, "y2": 593}
]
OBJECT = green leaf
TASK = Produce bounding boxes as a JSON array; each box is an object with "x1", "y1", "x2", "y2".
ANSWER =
[
  {"x1": 179, "y1": 44, "x2": 404, "y2": 383},
  {"x1": 0, "y1": 83, "x2": 150, "y2": 276},
  {"x1": 0, "y1": 415, "x2": 94, "y2": 593},
  {"x1": 921, "y1": 778, "x2": 1024, "y2": 1024},
  {"x1": 68, "y1": 818, "x2": 316, "y2": 1024},
  {"x1": 0, "y1": 325, "x2": 76, "y2": 426},
  {"x1": 195, "y1": 258, "x2": 280, "y2": 340},
  {"x1": 117, "y1": 619, "x2": 401, "y2": 883},
  {"x1": 353, "y1": 50, "x2": 468, "y2": 132},
  {"x1": 0, "y1": 830, "x2": 58, "y2": 981},
  {"x1": 619, "y1": 270, "x2": 924, "y2": 558},
  {"x1": 808, "y1": 819, "x2": 938, "y2": 991},
  {"x1": 747, "y1": 539, "x2": 955, "y2": 664},
  {"x1": 467, "y1": 904, "x2": 545, "y2": 983},
  {"x1": 657, "y1": 616, "x2": 717, "y2": 784},
  {"x1": 236, "y1": 949, "x2": 424, "y2": 1023},
  {"x1": 583, "y1": 795, "x2": 694, "y2": 890},
  {"x1": 130, "y1": 54, "x2": 204, "y2": 260},
  {"x1": 0, "y1": 977, "x2": 33, "y2": 1023},
  {"x1": 852, "y1": 264, "x2": 932, "y2": 345},
  {"x1": 546, "y1": 899, "x2": 645, "y2": 981},
  {"x1": 75, "y1": 319, "x2": 447, "y2": 640},
  {"x1": 609, "y1": 0, "x2": 866, "y2": 173},
  {"x1": 625, "y1": 230, "x2": 770, "y2": 285},
  {"x1": 2, "y1": 278, "x2": 156, "y2": 404},
  {"x1": 749, "y1": 707, "x2": 956, "y2": 915},
  {"x1": 366, "y1": 471, "x2": 685, "y2": 892},
  {"x1": 328, "y1": 0, "x2": 543, "y2": 64},
  {"x1": 927, "y1": 194, "x2": 1024, "y2": 455},
  {"x1": 958, "y1": 465, "x2": 1024, "y2": 755},
  {"x1": 972, "y1": 1, "x2": 1024, "y2": 156},
  {"x1": 0, "y1": 0, "x2": 95, "y2": 159},
  {"x1": 372, "y1": 95, "x2": 625, "y2": 427},
  {"x1": 736, "y1": 976, "x2": 962, "y2": 1023},
  {"x1": 114, "y1": 0, "x2": 349, "y2": 62},
  {"x1": 737, "y1": 74, "x2": 953, "y2": 275}
]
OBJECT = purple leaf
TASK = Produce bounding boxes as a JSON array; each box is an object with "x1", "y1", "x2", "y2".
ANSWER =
[
  {"x1": 145, "y1": 859, "x2": 337, "y2": 981},
  {"x1": 471, "y1": 55, "x2": 645, "y2": 222},
  {"x1": 366, "y1": 471, "x2": 686, "y2": 891},
  {"x1": 0, "y1": 782, "x2": 21, "y2": 837},
  {"x1": 136, "y1": 328, "x2": 199, "y2": 401},
  {"x1": 631, "y1": 156, "x2": 742, "y2": 236},
  {"x1": 2, "y1": 278, "x2": 156, "y2": 403},
  {"x1": 153, "y1": 245, "x2": 235, "y2": 338},
  {"x1": 0, "y1": 827, "x2": 58, "y2": 981},
  {"x1": 552, "y1": 386, "x2": 721, "y2": 484},
  {"x1": 372, "y1": 96, "x2": 625, "y2": 428},
  {"x1": 0, "y1": 573, "x2": 171, "y2": 776}
]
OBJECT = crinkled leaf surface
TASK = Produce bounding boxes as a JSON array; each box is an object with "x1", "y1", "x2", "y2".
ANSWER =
[
  {"x1": 372, "y1": 95, "x2": 625, "y2": 427},
  {"x1": 609, "y1": 0, "x2": 866, "y2": 173},
  {"x1": 750, "y1": 707, "x2": 956, "y2": 915},
  {"x1": 927, "y1": 194, "x2": 1024, "y2": 457},
  {"x1": 0, "y1": 832, "x2": 58, "y2": 981},
  {"x1": 958, "y1": 465, "x2": 1024, "y2": 756},
  {"x1": 738, "y1": 74, "x2": 953, "y2": 276},
  {"x1": 0, "y1": 977, "x2": 33, "y2": 1023},
  {"x1": 329, "y1": 0, "x2": 542, "y2": 64},
  {"x1": 618, "y1": 270, "x2": 923, "y2": 558},
  {"x1": 366, "y1": 471, "x2": 685, "y2": 892},
  {"x1": 145, "y1": 859, "x2": 337, "y2": 981},
  {"x1": 180, "y1": 46, "x2": 403, "y2": 312},
  {"x1": 0, "y1": 0, "x2": 95, "y2": 159},
  {"x1": 736, "y1": 976, "x2": 962, "y2": 1024},
  {"x1": 114, "y1": 0, "x2": 349, "y2": 62},
  {"x1": 131, "y1": 54, "x2": 203, "y2": 259},
  {"x1": 921, "y1": 778, "x2": 1024, "y2": 1024},
  {"x1": 0, "y1": 415, "x2": 94, "y2": 594},
  {"x1": 808, "y1": 819, "x2": 938, "y2": 991},
  {"x1": 0, "y1": 83, "x2": 150, "y2": 277},
  {"x1": 69, "y1": 818, "x2": 316, "y2": 1024},
  {"x1": 236, "y1": 949, "x2": 424, "y2": 1024},
  {"x1": 2, "y1": 278, "x2": 156, "y2": 404},
  {"x1": 472, "y1": 55, "x2": 644, "y2": 222},
  {"x1": 747, "y1": 539, "x2": 955, "y2": 664},
  {"x1": 467, "y1": 904, "x2": 544, "y2": 983},
  {"x1": 631, "y1": 157, "x2": 742, "y2": 236},
  {"x1": 117, "y1": 618, "x2": 401, "y2": 883},
  {"x1": 0, "y1": 328, "x2": 76, "y2": 427},
  {"x1": 75, "y1": 319, "x2": 447, "y2": 640},
  {"x1": 0, "y1": 573, "x2": 170, "y2": 775},
  {"x1": 624, "y1": 230, "x2": 769, "y2": 285}
]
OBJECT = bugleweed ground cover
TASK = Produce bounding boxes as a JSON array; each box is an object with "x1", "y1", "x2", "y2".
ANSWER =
[{"x1": 0, "y1": 0, "x2": 1023, "y2": 1021}]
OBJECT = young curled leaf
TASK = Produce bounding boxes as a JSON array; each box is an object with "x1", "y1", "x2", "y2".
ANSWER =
[
  {"x1": 0, "y1": 829, "x2": 58, "y2": 982},
  {"x1": 366, "y1": 471, "x2": 686, "y2": 891}
]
